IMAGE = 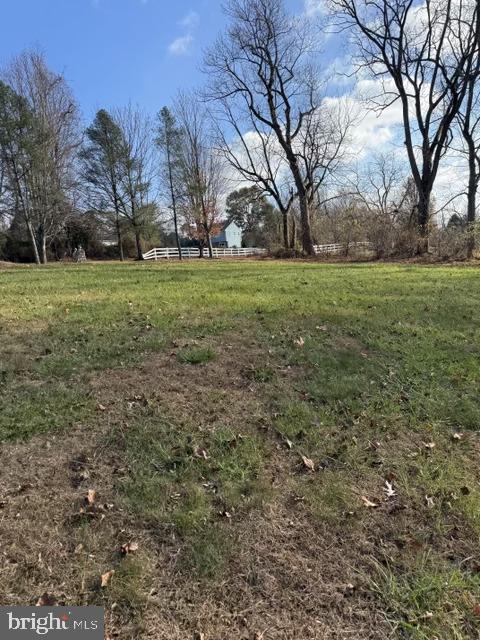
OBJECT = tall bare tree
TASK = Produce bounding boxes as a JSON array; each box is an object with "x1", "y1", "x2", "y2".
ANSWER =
[
  {"x1": 80, "y1": 109, "x2": 126, "y2": 260},
  {"x1": 156, "y1": 107, "x2": 183, "y2": 259},
  {"x1": 113, "y1": 105, "x2": 156, "y2": 261},
  {"x1": 331, "y1": 0, "x2": 480, "y2": 252},
  {"x1": 213, "y1": 109, "x2": 293, "y2": 249},
  {"x1": 0, "y1": 51, "x2": 79, "y2": 263},
  {"x1": 205, "y1": 0, "x2": 347, "y2": 255},
  {"x1": 0, "y1": 80, "x2": 41, "y2": 263},
  {"x1": 175, "y1": 93, "x2": 224, "y2": 258},
  {"x1": 457, "y1": 48, "x2": 480, "y2": 257}
]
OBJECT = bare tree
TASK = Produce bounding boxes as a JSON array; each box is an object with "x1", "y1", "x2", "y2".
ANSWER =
[
  {"x1": 113, "y1": 105, "x2": 156, "y2": 261},
  {"x1": 457, "y1": 49, "x2": 480, "y2": 257},
  {"x1": 175, "y1": 92, "x2": 224, "y2": 258},
  {"x1": 2, "y1": 50, "x2": 79, "y2": 263},
  {"x1": 331, "y1": 0, "x2": 480, "y2": 252},
  {"x1": 156, "y1": 107, "x2": 183, "y2": 259},
  {"x1": 213, "y1": 106, "x2": 294, "y2": 249},
  {"x1": 0, "y1": 80, "x2": 41, "y2": 262},
  {"x1": 80, "y1": 109, "x2": 127, "y2": 261},
  {"x1": 205, "y1": 0, "x2": 348, "y2": 255}
]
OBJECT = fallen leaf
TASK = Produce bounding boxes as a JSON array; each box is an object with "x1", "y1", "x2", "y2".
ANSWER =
[
  {"x1": 301, "y1": 455, "x2": 315, "y2": 472},
  {"x1": 96, "y1": 404, "x2": 106, "y2": 412},
  {"x1": 452, "y1": 432, "x2": 464, "y2": 441},
  {"x1": 316, "y1": 325, "x2": 328, "y2": 332},
  {"x1": 101, "y1": 570, "x2": 115, "y2": 588},
  {"x1": 473, "y1": 604, "x2": 480, "y2": 618},
  {"x1": 193, "y1": 632, "x2": 205, "y2": 640},
  {"x1": 422, "y1": 441, "x2": 436, "y2": 450},
  {"x1": 419, "y1": 611, "x2": 434, "y2": 620},
  {"x1": 361, "y1": 496, "x2": 378, "y2": 508},
  {"x1": 294, "y1": 337, "x2": 305, "y2": 347},
  {"x1": 121, "y1": 541, "x2": 139, "y2": 556},
  {"x1": 193, "y1": 447, "x2": 209, "y2": 460},
  {"x1": 36, "y1": 593, "x2": 57, "y2": 607},
  {"x1": 284, "y1": 438, "x2": 294, "y2": 450},
  {"x1": 383, "y1": 481, "x2": 396, "y2": 499},
  {"x1": 86, "y1": 489, "x2": 96, "y2": 505},
  {"x1": 425, "y1": 495, "x2": 435, "y2": 508}
]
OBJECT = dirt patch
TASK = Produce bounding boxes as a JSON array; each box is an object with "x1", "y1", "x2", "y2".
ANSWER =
[{"x1": 0, "y1": 334, "x2": 403, "y2": 638}]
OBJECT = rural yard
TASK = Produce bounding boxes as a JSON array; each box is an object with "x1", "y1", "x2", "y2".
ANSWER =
[{"x1": 0, "y1": 260, "x2": 479, "y2": 639}]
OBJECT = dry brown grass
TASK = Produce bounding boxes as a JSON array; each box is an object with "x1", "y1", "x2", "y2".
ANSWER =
[{"x1": 0, "y1": 334, "x2": 393, "y2": 639}]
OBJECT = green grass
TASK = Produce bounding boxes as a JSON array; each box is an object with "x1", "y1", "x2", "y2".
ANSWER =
[
  {"x1": 177, "y1": 346, "x2": 216, "y2": 364},
  {"x1": 1, "y1": 260, "x2": 480, "y2": 637}
]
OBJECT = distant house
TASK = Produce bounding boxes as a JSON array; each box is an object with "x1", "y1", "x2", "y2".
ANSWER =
[{"x1": 212, "y1": 220, "x2": 243, "y2": 248}]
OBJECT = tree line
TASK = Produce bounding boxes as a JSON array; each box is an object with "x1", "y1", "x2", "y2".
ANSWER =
[{"x1": 1, "y1": 0, "x2": 480, "y2": 263}]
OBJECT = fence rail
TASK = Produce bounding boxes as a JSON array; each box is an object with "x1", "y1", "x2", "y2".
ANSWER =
[
  {"x1": 143, "y1": 243, "x2": 373, "y2": 261},
  {"x1": 143, "y1": 247, "x2": 266, "y2": 260},
  {"x1": 314, "y1": 242, "x2": 373, "y2": 255}
]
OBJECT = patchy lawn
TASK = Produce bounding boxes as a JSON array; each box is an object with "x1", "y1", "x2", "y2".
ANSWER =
[{"x1": 0, "y1": 260, "x2": 479, "y2": 639}]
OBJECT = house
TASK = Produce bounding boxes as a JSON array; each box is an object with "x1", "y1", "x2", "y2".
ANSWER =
[{"x1": 212, "y1": 220, "x2": 243, "y2": 248}]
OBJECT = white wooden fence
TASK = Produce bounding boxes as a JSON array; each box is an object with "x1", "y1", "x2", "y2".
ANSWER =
[
  {"x1": 314, "y1": 242, "x2": 373, "y2": 255},
  {"x1": 143, "y1": 242, "x2": 373, "y2": 260},
  {"x1": 142, "y1": 247, "x2": 266, "y2": 260}
]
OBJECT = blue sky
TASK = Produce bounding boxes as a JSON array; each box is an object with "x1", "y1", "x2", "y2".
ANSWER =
[{"x1": 0, "y1": 0, "x2": 312, "y2": 124}]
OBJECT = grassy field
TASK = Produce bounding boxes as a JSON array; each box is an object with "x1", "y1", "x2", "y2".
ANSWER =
[{"x1": 0, "y1": 260, "x2": 479, "y2": 639}]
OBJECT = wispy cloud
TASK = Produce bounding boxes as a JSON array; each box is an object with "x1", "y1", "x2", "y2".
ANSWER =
[
  {"x1": 168, "y1": 9, "x2": 200, "y2": 57},
  {"x1": 180, "y1": 10, "x2": 200, "y2": 30},
  {"x1": 168, "y1": 34, "x2": 194, "y2": 56},
  {"x1": 304, "y1": 0, "x2": 326, "y2": 16}
]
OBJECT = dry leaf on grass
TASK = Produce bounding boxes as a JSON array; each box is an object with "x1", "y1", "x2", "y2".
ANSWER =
[
  {"x1": 301, "y1": 455, "x2": 315, "y2": 472},
  {"x1": 193, "y1": 447, "x2": 209, "y2": 460},
  {"x1": 101, "y1": 570, "x2": 115, "y2": 587},
  {"x1": 294, "y1": 337, "x2": 305, "y2": 347},
  {"x1": 36, "y1": 593, "x2": 57, "y2": 606},
  {"x1": 361, "y1": 496, "x2": 378, "y2": 508},
  {"x1": 425, "y1": 496, "x2": 435, "y2": 508},
  {"x1": 452, "y1": 432, "x2": 464, "y2": 441},
  {"x1": 120, "y1": 541, "x2": 139, "y2": 556},
  {"x1": 86, "y1": 489, "x2": 96, "y2": 505},
  {"x1": 383, "y1": 481, "x2": 396, "y2": 499},
  {"x1": 422, "y1": 441, "x2": 436, "y2": 450},
  {"x1": 96, "y1": 403, "x2": 106, "y2": 412}
]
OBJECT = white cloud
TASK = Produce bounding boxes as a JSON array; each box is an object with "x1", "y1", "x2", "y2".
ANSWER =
[
  {"x1": 180, "y1": 10, "x2": 199, "y2": 30},
  {"x1": 304, "y1": 0, "x2": 326, "y2": 17},
  {"x1": 168, "y1": 34, "x2": 194, "y2": 56},
  {"x1": 168, "y1": 9, "x2": 200, "y2": 56}
]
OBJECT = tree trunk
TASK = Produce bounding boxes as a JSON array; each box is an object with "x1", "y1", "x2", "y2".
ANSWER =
[
  {"x1": 466, "y1": 148, "x2": 477, "y2": 258},
  {"x1": 290, "y1": 215, "x2": 296, "y2": 250},
  {"x1": 41, "y1": 235, "x2": 47, "y2": 264},
  {"x1": 282, "y1": 208, "x2": 289, "y2": 249},
  {"x1": 174, "y1": 212, "x2": 182, "y2": 260},
  {"x1": 134, "y1": 227, "x2": 144, "y2": 261},
  {"x1": 416, "y1": 188, "x2": 431, "y2": 255},
  {"x1": 26, "y1": 219, "x2": 41, "y2": 265},
  {"x1": 199, "y1": 243, "x2": 204, "y2": 259},
  {"x1": 167, "y1": 146, "x2": 182, "y2": 261},
  {"x1": 298, "y1": 190, "x2": 315, "y2": 256},
  {"x1": 205, "y1": 228, "x2": 213, "y2": 258},
  {"x1": 115, "y1": 216, "x2": 124, "y2": 261}
]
